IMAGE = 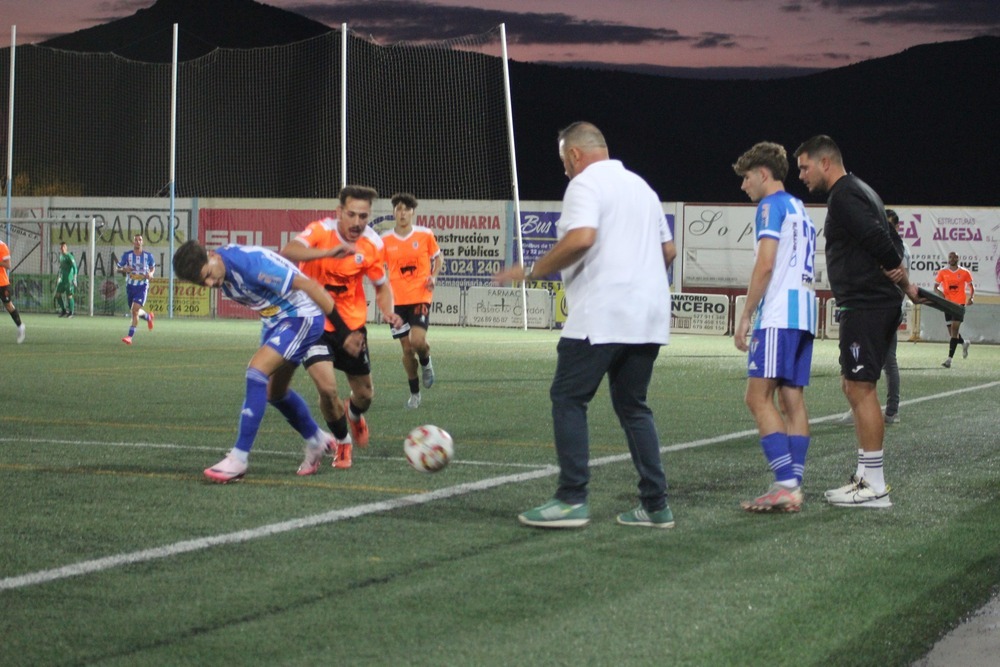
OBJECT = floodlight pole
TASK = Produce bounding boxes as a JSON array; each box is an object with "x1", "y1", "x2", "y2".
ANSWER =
[
  {"x1": 168, "y1": 23, "x2": 178, "y2": 318},
  {"x1": 500, "y1": 24, "x2": 527, "y2": 331},
  {"x1": 340, "y1": 23, "x2": 348, "y2": 190},
  {"x1": 5, "y1": 26, "x2": 15, "y2": 231}
]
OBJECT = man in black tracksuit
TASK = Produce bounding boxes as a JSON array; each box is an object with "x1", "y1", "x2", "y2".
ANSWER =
[{"x1": 795, "y1": 135, "x2": 920, "y2": 509}]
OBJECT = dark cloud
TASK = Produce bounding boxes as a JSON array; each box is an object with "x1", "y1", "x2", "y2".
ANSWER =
[
  {"x1": 285, "y1": 0, "x2": 690, "y2": 46},
  {"x1": 692, "y1": 32, "x2": 738, "y2": 49},
  {"x1": 815, "y1": 0, "x2": 1000, "y2": 28},
  {"x1": 780, "y1": 3, "x2": 806, "y2": 12}
]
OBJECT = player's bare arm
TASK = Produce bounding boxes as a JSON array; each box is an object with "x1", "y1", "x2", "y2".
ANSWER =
[
  {"x1": 425, "y1": 253, "x2": 442, "y2": 291},
  {"x1": 492, "y1": 227, "x2": 596, "y2": 284},
  {"x1": 375, "y1": 281, "x2": 404, "y2": 328},
  {"x1": 288, "y1": 273, "x2": 362, "y2": 357},
  {"x1": 662, "y1": 241, "x2": 677, "y2": 271},
  {"x1": 280, "y1": 239, "x2": 355, "y2": 262},
  {"x1": 735, "y1": 237, "x2": 777, "y2": 352}
]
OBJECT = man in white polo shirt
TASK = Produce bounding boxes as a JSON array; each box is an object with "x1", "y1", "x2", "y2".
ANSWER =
[{"x1": 494, "y1": 121, "x2": 677, "y2": 529}]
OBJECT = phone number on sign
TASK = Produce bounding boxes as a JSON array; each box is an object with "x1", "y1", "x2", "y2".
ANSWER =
[{"x1": 447, "y1": 259, "x2": 502, "y2": 275}]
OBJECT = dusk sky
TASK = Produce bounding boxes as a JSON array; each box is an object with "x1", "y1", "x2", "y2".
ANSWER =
[{"x1": 3, "y1": 0, "x2": 999, "y2": 72}]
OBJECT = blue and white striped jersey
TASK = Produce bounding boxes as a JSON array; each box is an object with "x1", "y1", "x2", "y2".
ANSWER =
[
  {"x1": 117, "y1": 250, "x2": 156, "y2": 285},
  {"x1": 215, "y1": 245, "x2": 322, "y2": 326},
  {"x1": 753, "y1": 191, "x2": 817, "y2": 334}
]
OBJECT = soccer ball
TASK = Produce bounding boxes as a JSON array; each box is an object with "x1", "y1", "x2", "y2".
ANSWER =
[{"x1": 404, "y1": 424, "x2": 454, "y2": 473}]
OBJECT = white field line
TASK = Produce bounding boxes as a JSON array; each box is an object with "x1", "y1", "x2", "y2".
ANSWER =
[
  {"x1": 2, "y1": 380, "x2": 998, "y2": 592},
  {"x1": 0, "y1": 438, "x2": 548, "y2": 469}
]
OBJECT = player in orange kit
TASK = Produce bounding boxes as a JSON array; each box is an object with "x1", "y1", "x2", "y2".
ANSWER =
[
  {"x1": 934, "y1": 251, "x2": 975, "y2": 368},
  {"x1": 0, "y1": 239, "x2": 26, "y2": 343},
  {"x1": 281, "y1": 185, "x2": 403, "y2": 471},
  {"x1": 381, "y1": 193, "x2": 442, "y2": 408}
]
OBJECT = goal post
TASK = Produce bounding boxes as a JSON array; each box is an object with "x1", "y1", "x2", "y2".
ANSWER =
[{"x1": 1, "y1": 217, "x2": 99, "y2": 316}]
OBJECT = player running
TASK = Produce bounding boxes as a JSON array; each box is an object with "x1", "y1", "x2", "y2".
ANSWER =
[
  {"x1": 381, "y1": 193, "x2": 442, "y2": 408},
  {"x1": 0, "y1": 239, "x2": 26, "y2": 343},
  {"x1": 116, "y1": 234, "x2": 155, "y2": 344},
  {"x1": 281, "y1": 185, "x2": 403, "y2": 470},
  {"x1": 934, "y1": 251, "x2": 975, "y2": 368}
]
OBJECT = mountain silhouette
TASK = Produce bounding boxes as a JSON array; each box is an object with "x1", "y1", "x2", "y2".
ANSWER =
[
  {"x1": 35, "y1": 0, "x2": 1000, "y2": 205},
  {"x1": 41, "y1": 0, "x2": 330, "y2": 62}
]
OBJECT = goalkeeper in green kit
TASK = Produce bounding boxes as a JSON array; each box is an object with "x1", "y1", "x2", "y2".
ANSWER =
[{"x1": 55, "y1": 242, "x2": 78, "y2": 317}]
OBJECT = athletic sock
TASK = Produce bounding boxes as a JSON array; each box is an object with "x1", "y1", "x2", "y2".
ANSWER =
[
  {"x1": 860, "y1": 450, "x2": 886, "y2": 493},
  {"x1": 234, "y1": 368, "x2": 269, "y2": 454},
  {"x1": 228, "y1": 447, "x2": 249, "y2": 464},
  {"x1": 949, "y1": 337, "x2": 958, "y2": 358},
  {"x1": 346, "y1": 397, "x2": 368, "y2": 418},
  {"x1": 269, "y1": 389, "x2": 319, "y2": 440},
  {"x1": 855, "y1": 448, "x2": 865, "y2": 479},
  {"x1": 760, "y1": 432, "x2": 795, "y2": 485},
  {"x1": 327, "y1": 416, "x2": 349, "y2": 441},
  {"x1": 408, "y1": 377, "x2": 420, "y2": 395},
  {"x1": 788, "y1": 435, "x2": 810, "y2": 485},
  {"x1": 9, "y1": 309, "x2": 21, "y2": 326},
  {"x1": 128, "y1": 326, "x2": 136, "y2": 337}
]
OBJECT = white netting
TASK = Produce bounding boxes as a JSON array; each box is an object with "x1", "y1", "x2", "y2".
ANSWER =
[
  {"x1": 1, "y1": 217, "x2": 99, "y2": 315},
  {"x1": 344, "y1": 26, "x2": 512, "y2": 199},
  {"x1": 1, "y1": 27, "x2": 513, "y2": 201}
]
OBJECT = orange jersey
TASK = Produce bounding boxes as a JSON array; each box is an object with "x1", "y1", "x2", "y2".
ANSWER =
[
  {"x1": 381, "y1": 225, "x2": 441, "y2": 306},
  {"x1": 293, "y1": 218, "x2": 388, "y2": 330},
  {"x1": 0, "y1": 241, "x2": 10, "y2": 287},
  {"x1": 935, "y1": 266, "x2": 974, "y2": 305}
]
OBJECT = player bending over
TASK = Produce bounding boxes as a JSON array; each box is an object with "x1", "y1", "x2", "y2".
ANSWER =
[{"x1": 173, "y1": 240, "x2": 361, "y2": 483}]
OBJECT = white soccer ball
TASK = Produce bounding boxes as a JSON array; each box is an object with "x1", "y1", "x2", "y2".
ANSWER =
[{"x1": 404, "y1": 424, "x2": 454, "y2": 473}]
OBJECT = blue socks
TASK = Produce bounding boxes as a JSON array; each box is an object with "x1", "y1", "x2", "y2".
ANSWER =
[
  {"x1": 234, "y1": 368, "x2": 269, "y2": 454},
  {"x1": 270, "y1": 388, "x2": 320, "y2": 441},
  {"x1": 761, "y1": 432, "x2": 797, "y2": 485}
]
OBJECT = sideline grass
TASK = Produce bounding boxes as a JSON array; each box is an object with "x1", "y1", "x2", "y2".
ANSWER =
[{"x1": 1, "y1": 315, "x2": 998, "y2": 665}]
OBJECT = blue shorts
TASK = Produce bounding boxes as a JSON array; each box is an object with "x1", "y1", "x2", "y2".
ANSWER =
[
  {"x1": 126, "y1": 283, "x2": 149, "y2": 307},
  {"x1": 747, "y1": 328, "x2": 814, "y2": 387},
  {"x1": 260, "y1": 315, "x2": 325, "y2": 365}
]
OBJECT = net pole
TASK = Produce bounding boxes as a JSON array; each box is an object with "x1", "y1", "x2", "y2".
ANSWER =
[
  {"x1": 168, "y1": 23, "x2": 178, "y2": 319},
  {"x1": 5, "y1": 26, "x2": 15, "y2": 225},
  {"x1": 88, "y1": 217, "x2": 96, "y2": 316},
  {"x1": 340, "y1": 23, "x2": 348, "y2": 189},
  {"x1": 500, "y1": 25, "x2": 528, "y2": 330}
]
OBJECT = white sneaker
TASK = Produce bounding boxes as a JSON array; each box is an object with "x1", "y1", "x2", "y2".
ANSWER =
[
  {"x1": 204, "y1": 454, "x2": 248, "y2": 483},
  {"x1": 824, "y1": 474, "x2": 862, "y2": 499},
  {"x1": 884, "y1": 412, "x2": 900, "y2": 424},
  {"x1": 834, "y1": 411, "x2": 854, "y2": 426},
  {"x1": 16, "y1": 323, "x2": 25, "y2": 344},
  {"x1": 942, "y1": 357, "x2": 952, "y2": 368},
  {"x1": 827, "y1": 479, "x2": 892, "y2": 508},
  {"x1": 406, "y1": 393, "x2": 421, "y2": 409},
  {"x1": 297, "y1": 432, "x2": 333, "y2": 476},
  {"x1": 421, "y1": 362, "x2": 435, "y2": 388},
  {"x1": 962, "y1": 340, "x2": 970, "y2": 359}
]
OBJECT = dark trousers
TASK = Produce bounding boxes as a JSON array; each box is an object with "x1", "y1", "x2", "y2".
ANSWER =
[{"x1": 550, "y1": 337, "x2": 668, "y2": 511}]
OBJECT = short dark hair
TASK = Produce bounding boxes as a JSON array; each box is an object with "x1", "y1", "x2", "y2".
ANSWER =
[
  {"x1": 885, "y1": 209, "x2": 899, "y2": 225},
  {"x1": 339, "y1": 185, "x2": 378, "y2": 206},
  {"x1": 793, "y1": 135, "x2": 843, "y2": 164},
  {"x1": 733, "y1": 142, "x2": 789, "y2": 181},
  {"x1": 173, "y1": 240, "x2": 209, "y2": 284},
  {"x1": 391, "y1": 192, "x2": 418, "y2": 209}
]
